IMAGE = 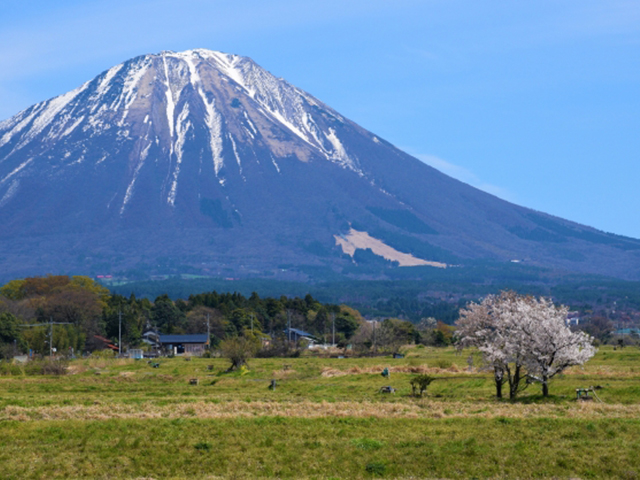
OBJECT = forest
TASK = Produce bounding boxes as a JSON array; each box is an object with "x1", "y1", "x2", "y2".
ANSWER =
[{"x1": 0, "y1": 275, "x2": 455, "y2": 358}]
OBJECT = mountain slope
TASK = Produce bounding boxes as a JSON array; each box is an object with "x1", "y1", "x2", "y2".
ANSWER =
[{"x1": 0, "y1": 49, "x2": 639, "y2": 281}]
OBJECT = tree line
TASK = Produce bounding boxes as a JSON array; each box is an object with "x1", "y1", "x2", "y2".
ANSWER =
[{"x1": 0, "y1": 275, "x2": 434, "y2": 358}]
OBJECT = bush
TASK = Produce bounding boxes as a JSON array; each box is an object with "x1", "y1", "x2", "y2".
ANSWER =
[
  {"x1": 219, "y1": 336, "x2": 261, "y2": 371},
  {"x1": 41, "y1": 359, "x2": 69, "y2": 375},
  {"x1": 194, "y1": 441, "x2": 212, "y2": 451},
  {"x1": 23, "y1": 359, "x2": 69, "y2": 375},
  {"x1": 0, "y1": 361, "x2": 23, "y2": 376},
  {"x1": 434, "y1": 359, "x2": 452, "y2": 369},
  {"x1": 365, "y1": 461, "x2": 386, "y2": 476},
  {"x1": 410, "y1": 374, "x2": 435, "y2": 397}
]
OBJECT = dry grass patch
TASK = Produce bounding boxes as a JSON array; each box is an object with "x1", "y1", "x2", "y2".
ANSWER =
[
  {"x1": 83, "y1": 357, "x2": 134, "y2": 369},
  {"x1": 4, "y1": 399, "x2": 640, "y2": 422},
  {"x1": 272, "y1": 368, "x2": 297, "y2": 378},
  {"x1": 320, "y1": 364, "x2": 470, "y2": 377}
]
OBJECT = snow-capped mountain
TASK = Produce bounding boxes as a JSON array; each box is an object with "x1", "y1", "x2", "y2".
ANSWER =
[{"x1": 0, "y1": 49, "x2": 639, "y2": 281}]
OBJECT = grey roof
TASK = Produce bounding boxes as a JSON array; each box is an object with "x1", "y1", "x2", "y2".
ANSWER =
[
  {"x1": 158, "y1": 334, "x2": 209, "y2": 344},
  {"x1": 284, "y1": 327, "x2": 315, "y2": 338}
]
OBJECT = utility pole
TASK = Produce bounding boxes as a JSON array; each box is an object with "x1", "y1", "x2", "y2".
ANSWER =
[
  {"x1": 287, "y1": 310, "x2": 291, "y2": 343},
  {"x1": 207, "y1": 313, "x2": 210, "y2": 350},
  {"x1": 20, "y1": 321, "x2": 73, "y2": 356},
  {"x1": 373, "y1": 320, "x2": 377, "y2": 353},
  {"x1": 118, "y1": 310, "x2": 122, "y2": 358},
  {"x1": 49, "y1": 317, "x2": 53, "y2": 357}
]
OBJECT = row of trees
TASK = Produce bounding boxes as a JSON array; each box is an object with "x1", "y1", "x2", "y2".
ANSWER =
[
  {"x1": 0, "y1": 275, "x2": 109, "y2": 356},
  {"x1": 456, "y1": 291, "x2": 596, "y2": 397},
  {"x1": 1, "y1": 275, "x2": 423, "y2": 356}
]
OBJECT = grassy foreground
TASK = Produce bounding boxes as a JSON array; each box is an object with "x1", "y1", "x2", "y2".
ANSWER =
[{"x1": 1, "y1": 346, "x2": 639, "y2": 479}]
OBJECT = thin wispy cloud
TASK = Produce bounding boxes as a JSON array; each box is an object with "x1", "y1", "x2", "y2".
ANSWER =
[{"x1": 415, "y1": 153, "x2": 516, "y2": 202}]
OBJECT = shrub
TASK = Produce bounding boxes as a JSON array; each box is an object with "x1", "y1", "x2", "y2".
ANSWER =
[
  {"x1": 194, "y1": 441, "x2": 212, "y2": 451},
  {"x1": 41, "y1": 359, "x2": 69, "y2": 375},
  {"x1": 0, "y1": 361, "x2": 23, "y2": 376},
  {"x1": 219, "y1": 336, "x2": 261, "y2": 371},
  {"x1": 22, "y1": 359, "x2": 69, "y2": 375},
  {"x1": 365, "y1": 461, "x2": 386, "y2": 476},
  {"x1": 410, "y1": 374, "x2": 435, "y2": 397},
  {"x1": 434, "y1": 359, "x2": 452, "y2": 369}
]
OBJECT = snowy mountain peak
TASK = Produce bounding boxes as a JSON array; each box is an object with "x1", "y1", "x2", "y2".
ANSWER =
[
  {"x1": 0, "y1": 48, "x2": 360, "y2": 186},
  {"x1": 0, "y1": 49, "x2": 364, "y2": 217}
]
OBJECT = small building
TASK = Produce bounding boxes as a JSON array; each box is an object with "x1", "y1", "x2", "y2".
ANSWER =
[
  {"x1": 128, "y1": 349, "x2": 144, "y2": 360},
  {"x1": 158, "y1": 334, "x2": 209, "y2": 355},
  {"x1": 142, "y1": 330, "x2": 160, "y2": 348},
  {"x1": 283, "y1": 327, "x2": 317, "y2": 346},
  {"x1": 92, "y1": 335, "x2": 119, "y2": 352}
]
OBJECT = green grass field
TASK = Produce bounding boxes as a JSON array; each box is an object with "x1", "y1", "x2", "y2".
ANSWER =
[{"x1": 1, "y1": 346, "x2": 639, "y2": 479}]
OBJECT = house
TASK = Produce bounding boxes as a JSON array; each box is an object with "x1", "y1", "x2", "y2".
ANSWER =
[
  {"x1": 142, "y1": 330, "x2": 160, "y2": 348},
  {"x1": 283, "y1": 327, "x2": 317, "y2": 346},
  {"x1": 567, "y1": 311, "x2": 581, "y2": 326},
  {"x1": 158, "y1": 334, "x2": 209, "y2": 355},
  {"x1": 92, "y1": 335, "x2": 119, "y2": 352}
]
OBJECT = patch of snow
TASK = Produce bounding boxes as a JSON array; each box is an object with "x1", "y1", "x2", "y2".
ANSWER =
[
  {"x1": 243, "y1": 111, "x2": 257, "y2": 137},
  {"x1": 140, "y1": 142, "x2": 151, "y2": 161},
  {"x1": 204, "y1": 51, "x2": 252, "y2": 94},
  {"x1": 15, "y1": 83, "x2": 88, "y2": 149},
  {"x1": 267, "y1": 108, "x2": 314, "y2": 146},
  {"x1": 0, "y1": 158, "x2": 33, "y2": 185},
  {"x1": 117, "y1": 58, "x2": 150, "y2": 120},
  {"x1": 228, "y1": 133, "x2": 242, "y2": 174},
  {"x1": 95, "y1": 64, "x2": 123, "y2": 97},
  {"x1": 0, "y1": 104, "x2": 45, "y2": 150},
  {"x1": 0, "y1": 179, "x2": 19, "y2": 208},
  {"x1": 61, "y1": 116, "x2": 85, "y2": 137},
  {"x1": 271, "y1": 155, "x2": 281, "y2": 173},
  {"x1": 162, "y1": 56, "x2": 176, "y2": 139},
  {"x1": 167, "y1": 103, "x2": 191, "y2": 206},
  {"x1": 184, "y1": 55, "x2": 224, "y2": 175},
  {"x1": 69, "y1": 155, "x2": 85, "y2": 166}
]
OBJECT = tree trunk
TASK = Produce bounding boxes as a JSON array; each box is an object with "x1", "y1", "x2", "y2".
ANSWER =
[
  {"x1": 542, "y1": 376, "x2": 549, "y2": 396},
  {"x1": 509, "y1": 364, "x2": 522, "y2": 400},
  {"x1": 494, "y1": 367, "x2": 504, "y2": 399}
]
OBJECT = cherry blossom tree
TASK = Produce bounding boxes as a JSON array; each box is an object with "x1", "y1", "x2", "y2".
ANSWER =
[
  {"x1": 456, "y1": 291, "x2": 529, "y2": 399},
  {"x1": 514, "y1": 296, "x2": 596, "y2": 396},
  {"x1": 456, "y1": 291, "x2": 596, "y2": 398}
]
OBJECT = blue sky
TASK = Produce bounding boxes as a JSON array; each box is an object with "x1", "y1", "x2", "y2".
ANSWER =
[{"x1": 1, "y1": 0, "x2": 639, "y2": 237}]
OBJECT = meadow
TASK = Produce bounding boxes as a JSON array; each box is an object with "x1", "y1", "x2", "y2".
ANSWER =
[{"x1": 1, "y1": 346, "x2": 640, "y2": 479}]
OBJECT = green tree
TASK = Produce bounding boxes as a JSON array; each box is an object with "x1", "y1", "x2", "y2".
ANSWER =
[
  {"x1": 219, "y1": 336, "x2": 261, "y2": 371},
  {"x1": 0, "y1": 312, "x2": 27, "y2": 358},
  {"x1": 152, "y1": 295, "x2": 186, "y2": 334}
]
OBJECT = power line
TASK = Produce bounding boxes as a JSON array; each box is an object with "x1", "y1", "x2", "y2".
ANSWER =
[{"x1": 20, "y1": 318, "x2": 73, "y2": 356}]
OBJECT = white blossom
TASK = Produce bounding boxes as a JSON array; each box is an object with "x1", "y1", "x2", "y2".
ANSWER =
[{"x1": 456, "y1": 291, "x2": 596, "y2": 397}]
